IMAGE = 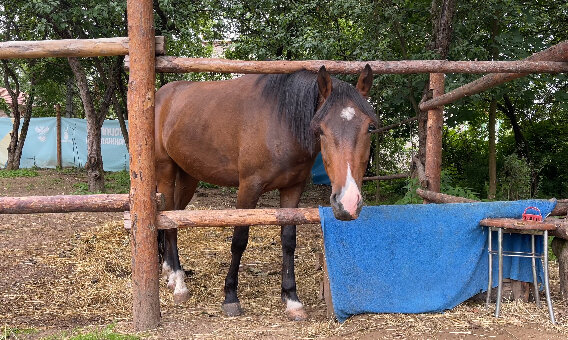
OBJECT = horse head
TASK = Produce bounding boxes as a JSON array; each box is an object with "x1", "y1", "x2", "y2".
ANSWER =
[{"x1": 311, "y1": 65, "x2": 377, "y2": 221}]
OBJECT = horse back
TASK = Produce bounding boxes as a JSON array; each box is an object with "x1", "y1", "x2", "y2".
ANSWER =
[{"x1": 155, "y1": 76, "x2": 313, "y2": 189}]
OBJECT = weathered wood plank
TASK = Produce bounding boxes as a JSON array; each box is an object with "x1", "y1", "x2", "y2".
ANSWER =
[
  {"x1": 0, "y1": 193, "x2": 165, "y2": 214},
  {"x1": 124, "y1": 55, "x2": 568, "y2": 74},
  {"x1": 415, "y1": 188, "x2": 477, "y2": 203},
  {"x1": 420, "y1": 41, "x2": 568, "y2": 111},
  {"x1": 480, "y1": 218, "x2": 557, "y2": 231},
  {"x1": 124, "y1": 208, "x2": 321, "y2": 230},
  {"x1": 0, "y1": 36, "x2": 165, "y2": 59}
]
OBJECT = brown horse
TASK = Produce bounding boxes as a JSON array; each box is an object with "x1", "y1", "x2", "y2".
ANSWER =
[{"x1": 155, "y1": 65, "x2": 377, "y2": 320}]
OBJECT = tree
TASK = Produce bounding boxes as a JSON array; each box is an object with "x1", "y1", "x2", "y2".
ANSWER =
[{"x1": 0, "y1": 0, "x2": 40, "y2": 169}]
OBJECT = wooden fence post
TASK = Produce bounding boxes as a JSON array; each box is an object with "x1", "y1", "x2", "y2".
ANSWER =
[
  {"x1": 127, "y1": 0, "x2": 160, "y2": 330},
  {"x1": 425, "y1": 73, "x2": 445, "y2": 193}
]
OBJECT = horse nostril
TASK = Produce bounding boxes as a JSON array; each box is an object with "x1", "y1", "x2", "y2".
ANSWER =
[{"x1": 330, "y1": 193, "x2": 338, "y2": 204}]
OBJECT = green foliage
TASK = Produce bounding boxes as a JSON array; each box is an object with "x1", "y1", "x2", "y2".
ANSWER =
[
  {"x1": 440, "y1": 167, "x2": 480, "y2": 201},
  {"x1": 2, "y1": 0, "x2": 568, "y2": 201},
  {"x1": 0, "y1": 169, "x2": 39, "y2": 178},
  {"x1": 395, "y1": 177, "x2": 423, "y2": 205},
  {"x1": 395, "y1": 170, "x2": 480, "y2": 205},
  {"x1": 442, "y1": 125, "x2": 489, "y2": 197},
  {"x1": 198, "y1": 181, "x2": 219, "y2": 189},
  {"x1": 497, "y1": 154, "x2": 532, "y2": 200}
]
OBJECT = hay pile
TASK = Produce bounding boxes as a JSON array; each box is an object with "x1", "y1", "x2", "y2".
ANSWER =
[{"x1": 3, "y1": 207, "x2": 568, "y2": 338}]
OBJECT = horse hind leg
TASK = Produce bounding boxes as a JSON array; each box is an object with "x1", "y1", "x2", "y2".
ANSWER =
[
  {"x1": 222, "y1": 180, "x2": 262, "y2": 317},
  {"x1": 280, "y1": 183, "x2": 308, "y2": 321},
  {"x1": 160, "y1": 167, "x2": 199, "y2": 304}
]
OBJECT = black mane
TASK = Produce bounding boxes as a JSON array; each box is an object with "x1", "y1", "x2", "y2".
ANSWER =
[{"x1": 258, "y1": 71, "x2": 377, "y2": 155}]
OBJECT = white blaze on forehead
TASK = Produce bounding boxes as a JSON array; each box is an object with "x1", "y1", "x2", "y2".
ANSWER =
[
  {"x1": 338, "y1": 163, "x2": 361, "y2": 216},
  {"x1": 340, "y1": 106, "x2": 356, "y2": 121}
]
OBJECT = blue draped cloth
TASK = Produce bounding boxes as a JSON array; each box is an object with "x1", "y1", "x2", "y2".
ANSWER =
[{"x1": 320, "y1": 199, "x2": 556, "y2": 322}]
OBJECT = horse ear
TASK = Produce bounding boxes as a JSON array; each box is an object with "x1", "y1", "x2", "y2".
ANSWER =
[
  {"x1": 317, "y1": 66, "x2": 332, "y2": 100},
  {"x1": 356, "y1": 64, "x2": 373, "y2": 97}
]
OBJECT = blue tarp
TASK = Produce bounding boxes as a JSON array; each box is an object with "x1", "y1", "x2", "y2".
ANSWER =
[
  {"x1": 311, "y1": 153, "x2": 331, "y2": 185},
  {"x1": 314, "y1": 153, "x2": 398, "y2": 186},
  {"x1": 0, "y1": 117, "x2": 129, "y2": 171},
  {"x1": 320, "y1": 199, "x2": 557, "y2": 322}
]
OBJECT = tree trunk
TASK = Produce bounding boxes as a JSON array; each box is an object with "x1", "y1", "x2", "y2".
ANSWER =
[
  {"x1": 13, "y1": 78, "x2": 34, "y2": 168},
  {"x1": 498, "y1": 95, "x2": 529, "y2": 160},
  {"x1": 68, "y1": 57, "x2": 105, "y2": 192},
  {"x1": 1, "y1": 60, "x2": 33, "y2": 170},
  {"x1": 65, "y1": 78, "x2": 75, "y2": 118},
  {"x1": 417, "y1": 0, "x2": 456, "y2": 166},
  {"x1": 487, "y1": 18, "x2": 499, "y2": 200},
  {"x1": 488, "y1": 99, "x2": 497, "y2": 199},
  {"x1": 115, "y1": 69, "x2": 129, "y2": 151}
]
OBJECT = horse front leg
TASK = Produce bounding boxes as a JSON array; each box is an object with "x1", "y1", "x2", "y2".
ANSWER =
[
  {"x1": 280, "y1": 183, "x2": 308, "y2": 321},
  {"x1": 222, "y1": 181, "x2": 262, "y2": 317}
]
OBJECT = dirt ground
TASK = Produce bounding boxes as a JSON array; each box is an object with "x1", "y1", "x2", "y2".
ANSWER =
[{"x1": 1, "y1": 169, "x2": 568, "y2": 339}]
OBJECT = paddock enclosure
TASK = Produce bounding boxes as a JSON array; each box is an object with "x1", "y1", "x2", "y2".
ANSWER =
[{"x1": 1, "y1": 0, "x2": 568, "y2": 335}]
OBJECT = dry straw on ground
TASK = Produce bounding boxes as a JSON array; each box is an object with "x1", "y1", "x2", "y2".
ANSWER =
[{"x1": 5, "y1": 216, "x2": 564, "y2": 339}]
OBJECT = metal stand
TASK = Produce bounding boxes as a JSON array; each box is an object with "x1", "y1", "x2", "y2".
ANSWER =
[{"x1": 484, "y1": 226, "x2": 555, "y2": 324}]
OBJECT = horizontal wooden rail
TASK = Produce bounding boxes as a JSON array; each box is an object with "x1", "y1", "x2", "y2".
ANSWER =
[
  {"x1": 363, "y1": 173, "x2": 410, "y2": 181},
  {"x1": 420, "y1": 40, "x2": 568, "y2": 110},
  {"x1": 371, "y1": 116, "x2": 418, "y2": 134},
  {"x1": 124, "y1": 208, "x2": 321, "y2": 230},
  {"x1": 0, "y1": 36, "x2": 165, "y2": 59},
  {"x1": 0, "y1": 193, "x2": 165, "y2": 214},
  {"x1": 123, "y1": 55, "x2": 568, "y2": 75}
]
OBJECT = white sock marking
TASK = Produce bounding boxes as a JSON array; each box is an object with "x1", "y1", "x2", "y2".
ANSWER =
[
  {"x1": 162, "y1": 262, "x2": 173, "y2": 279},
  {"x1": 286, "y1": 299, "x2": 304, "y2": 311},
  {"x1": 340, "y1": 107, "x2": 355, "y2": 121},
  {"x1": 170, "y1": 270, "x2": 188, "y2": 295}
]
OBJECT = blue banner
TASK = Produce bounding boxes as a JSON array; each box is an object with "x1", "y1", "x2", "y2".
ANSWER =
[
  {"x1": 0, "y1": 117, "x2": 129, "y2": 171},
  {"x1": 1, "y1": 117, "x2": 331, "y2": 181}
]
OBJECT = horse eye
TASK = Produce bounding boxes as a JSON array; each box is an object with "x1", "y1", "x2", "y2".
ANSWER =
[{"x1": 368, "y1": 124, "x2": 376, "y2": 133}]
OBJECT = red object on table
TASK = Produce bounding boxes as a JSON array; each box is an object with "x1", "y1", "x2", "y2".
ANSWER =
[{"x1": 522, "y1": 206, "x2": 542, "y2": 222}]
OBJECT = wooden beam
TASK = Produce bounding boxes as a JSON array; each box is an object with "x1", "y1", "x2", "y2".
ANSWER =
[
  {"x1": 0, "y1": 193, "x2": 165, "y2": 214},
  {"x1": 127, "y1": 0, "x2": 160, "y2": 331},
  {"x1": 551, "y1": 199, "x2": 568, "y2": 217},
  {"x1": 551, "y1": 238, "x2": 568, "y2": 300},
  {"x1": 0, "y1": 36, "x2": 165, "y2": 59},
  {"x1": 420, "y1": 40, "x2": 568, "y2": 111},
  {"x1": 124, "y1": 208, "x2": 321, "y2": 230},
  {"x1": 371, "y1": 116, "x2": 417, "y2": 134},
  {"x1": 424, "y1": 73, "x2": 445, "y2": 194},
  {"x1": 124, "y1": 55, "x2": 568, "y2": 74},
  {"x1": 416, "y1": 188, "x2": 477, "y2": 203},
  {"x1": 363, "y1": 173, "x2": 410, "y2": 181}
]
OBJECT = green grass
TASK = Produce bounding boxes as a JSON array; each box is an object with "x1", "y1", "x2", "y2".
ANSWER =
[
  {"x1": 0, "y1": 168, "x2": 39, "y2": 178},
  {"x1": 104, "y1": 171, "x2": 130, "y2": 194},
  {"x1": 43, "y1": 324, "x2": 139, "y2": 340},
  {"x1": 72, "y1": 171, "x2": 131, "y2": 195},
  {"x1": 1, "y1": 325, "x2": 38, "y2": 339}
]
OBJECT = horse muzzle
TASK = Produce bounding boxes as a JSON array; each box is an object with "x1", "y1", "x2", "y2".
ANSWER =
[{"x1": 330, "y1": 191, "x2": 363, "y2": 221}]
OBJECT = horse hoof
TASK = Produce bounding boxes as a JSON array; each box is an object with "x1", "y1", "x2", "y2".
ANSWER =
[
  {"x1": 286, "y1": 307, "x2": 308, "y2": 321},
  {"x1": 167, "y1": 280, "x2": 176, "y2": 290},
  {"x1": 222, "y1": 302, "x2": 243, "y2": 317},
  {"x1": 173, "y1": 289, "x2": 190, "y2": 304}
]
